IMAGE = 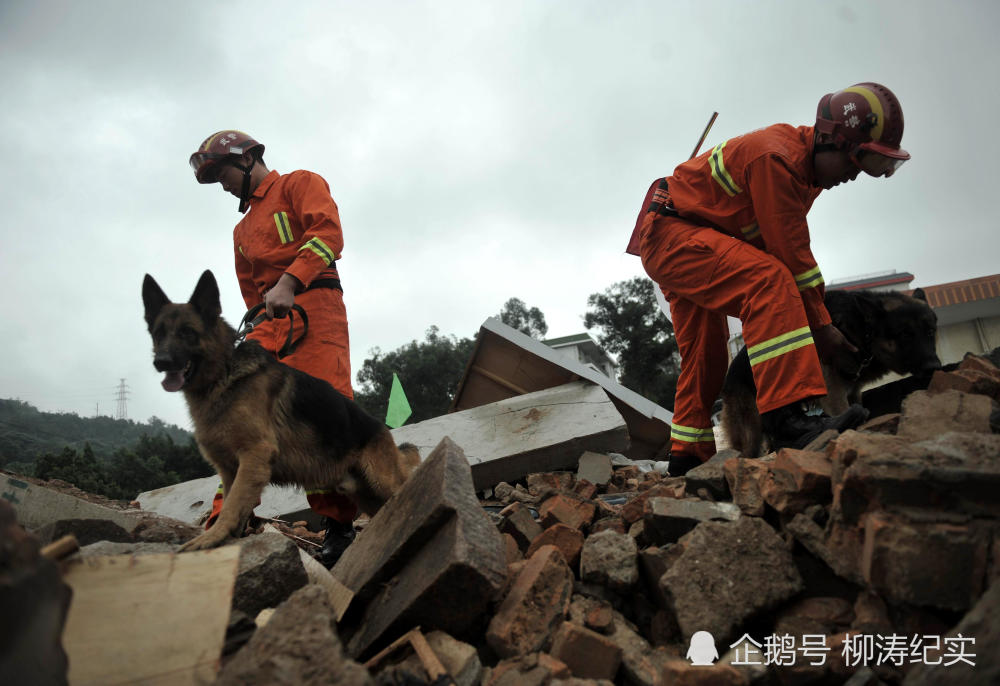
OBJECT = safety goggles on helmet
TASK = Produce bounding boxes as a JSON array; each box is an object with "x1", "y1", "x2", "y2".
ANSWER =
[
  {"x1": 849, "y1": 146, "x2": 909, "y2": 178},
  {"x1": 189, "y1": 152, "x2": 232, "y2": 183}
]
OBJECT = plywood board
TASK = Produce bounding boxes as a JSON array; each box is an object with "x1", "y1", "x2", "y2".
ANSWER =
[{"x1": 61, "y1": 546, "x2": 241, "y2": 685}]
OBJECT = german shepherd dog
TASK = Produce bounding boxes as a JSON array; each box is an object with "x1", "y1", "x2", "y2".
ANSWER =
[
  {"x1": 721, "y1": 288, "x2": 941, "y2": 457},
  {"x1": 142, "y1": 270, "x2": 420, "y2": 551}
]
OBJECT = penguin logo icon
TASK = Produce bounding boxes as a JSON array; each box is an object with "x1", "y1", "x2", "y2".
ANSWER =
[{"x1": 686, "y1": 630, "x2": 719, "y2": 665}]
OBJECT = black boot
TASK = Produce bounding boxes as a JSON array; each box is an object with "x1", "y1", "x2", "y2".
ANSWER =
[
  {"x1": 667, "y1": 452, "x2": 703, "y2": 477},
  {"x1": 762, "y1": 402, "x2": 869, "y2": 451},
  {"x1": 318, "y1": 517, "x2": 356, "y2": 569}
]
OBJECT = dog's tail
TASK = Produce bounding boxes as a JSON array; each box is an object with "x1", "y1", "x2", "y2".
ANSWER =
[
  {"x1": 398, "y1": 442, "x2": 421, "y2": 471},
  {"x1": 720, "y1": 347, "x2": 764, "y2": 458}
]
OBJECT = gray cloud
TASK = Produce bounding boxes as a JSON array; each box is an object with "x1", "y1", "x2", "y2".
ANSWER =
[{"x1": 1, "y1": 0, "x2": 997, "y2": 427}]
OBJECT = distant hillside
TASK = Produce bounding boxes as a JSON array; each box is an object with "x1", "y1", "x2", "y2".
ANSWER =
[{"x1": 0, "y1": 398, "x2": 193, "y2": 467}]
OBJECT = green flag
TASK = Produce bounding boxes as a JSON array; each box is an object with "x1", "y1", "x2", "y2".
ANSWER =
[{"x1": 385, "y1": 373, "x2": 412, "y2": 428}]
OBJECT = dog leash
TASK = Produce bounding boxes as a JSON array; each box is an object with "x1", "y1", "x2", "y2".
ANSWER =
[{"x1": 235, "y1": 303, "x2": 310, "y2": 359}]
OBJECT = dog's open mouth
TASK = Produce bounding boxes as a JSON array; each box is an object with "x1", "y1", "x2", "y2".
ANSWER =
[{"x1": 161, "y1": 360, "x2": 194, "y2": 392}]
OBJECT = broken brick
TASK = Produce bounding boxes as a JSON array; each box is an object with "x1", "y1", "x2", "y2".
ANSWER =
[
  {"x1": 684, "y1": 448, "x2": 737, "y2": 501},
  {"x1": 722, "y1": 455, "x2": 772, "y2": 517},
  {"x1": 620, "y1": 482, "x2": 684, "y2": 525},
  {"x1": 760, "y1": 448, "x2": 832, "y2": 515},
  {"x1": 501, "y1": 533, "x2": 523, "y2": 565},
  {"x1": 486, "y1": 545, "x2": 574, "y2": 658},
  {"x1": 590, "y1": 517, "x2": 626, "y2": 535},
  {"x1": 498, "y1": 501, "x2": 543, "y2": 550},
  {"x1": 897, "y1": 389, "x2": 995, "y2": 441},
  {"x1": 527, "y1": 472, "x2": 574, "y2": 496},
  {"x1": 525, "y1": 523, "x2": 584, "y2": 570},
  {"x1": 861, "y1": 511, "x2": 990, "y2": 612},
  {"x1": 538, "y1": 493, "x2": 596, "y2": 531},
  {"x1": 548, "y1": 621, "x2": 622, "y2": 680},
  {"x1": 857, "y1": 412, "x2": 901, "y2": 434}
]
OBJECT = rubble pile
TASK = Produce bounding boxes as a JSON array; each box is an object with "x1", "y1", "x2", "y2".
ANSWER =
[{"x1": 2, "y1": 353, "x2": 999, "y2": 685}]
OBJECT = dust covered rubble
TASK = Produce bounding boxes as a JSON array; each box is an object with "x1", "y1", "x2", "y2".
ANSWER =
[{"x1": 1, "y1": 352, "x2": 999, "y2": 685}]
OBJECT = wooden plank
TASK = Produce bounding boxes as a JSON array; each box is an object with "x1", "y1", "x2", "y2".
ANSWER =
[{"x1": 62, "y1": 546, "x2": 241, "y2": 685}]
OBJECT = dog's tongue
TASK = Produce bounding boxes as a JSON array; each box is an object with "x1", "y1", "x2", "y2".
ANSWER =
[{"x1": 162, "y1": 371, "x2": 185, "y2": 392}]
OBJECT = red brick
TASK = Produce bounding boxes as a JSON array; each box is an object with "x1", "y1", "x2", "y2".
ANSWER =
[
  {"x1": 928, "y1": 366, "x2": 1000, "y2": 401},
  {"x1": 584, "y1": 603, "x2": 614, "y2": 634},
  {"x1": 486, "y1": 545, "x2": 574, "y2": 658},
  {"x1": 527, "y1": 472, "x2": 574, "y2": 496},
  {"x1": 722, "y1": 456, "x2": 770, "y2": 516},
  {"x1": 525, "y1": 523, "x2": 584, "y2": 570},
  {"x1": 897, "y1": 389, "x2": 994, "y2": 441},
  {"x1": 549, "y1": 621, "x2": 622, "y2": 680},
  {"x1": 538, "y1": 494, "x2": 596, "y2": 531},
  {"x1": 573, "y1": 480, "x2": 598, "y2": 500},
  {"x1": 498, "y1": 501, "x2": 543, "y2": 550},
  {"x1": 760, "y1": 448, "x2": 832, "y2": 515},
  {"x1": 857, "y1": 412, "x2": 900, "y2": 434},
  {"x1": 959, "y1": 353, "x2": 1000, "y2": 378},
  {"x1": 620, "y1": 483, "x2": 684, "y2": 524},
  {"x1": 861, "y1": 511, "x2": 990, "y2": 612},
  {"x1": 484, "y1": 653, "x2": 570, "y2": 686},
  {"x1": 659, "y1": 658, "x2": 747, "y2": 685},
  {"x1": 501, "y1": 533, "x2": 523, "y2": 565}
]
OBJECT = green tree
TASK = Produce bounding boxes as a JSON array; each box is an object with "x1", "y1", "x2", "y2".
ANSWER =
[
  {"x1": 499, "y1": 298, "x2": 548, "y2": 339},
  {"x1": 34, "y1": 443, "x2": 110, "y2": 495},
  {"x1": 584, "y1": 277, "x2": 680, "y2": 410},
  {"x1": 354, "y1": 326, "x2": 476, "y2": 424}
]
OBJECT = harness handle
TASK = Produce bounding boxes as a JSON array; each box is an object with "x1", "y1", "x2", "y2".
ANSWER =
[{"x1": 235, "y1": 303, "x2": 309, "y2": 359}]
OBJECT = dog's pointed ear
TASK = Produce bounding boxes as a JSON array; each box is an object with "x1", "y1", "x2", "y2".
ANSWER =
[
  {"x1": 189, "y1": 270, "x2": 222, "y2": 323},
  {"x1": 912, "y1": 287, "x2": 927, "y2": 303},
  {"x1": 142, "y1": 274, "x2": 170, "y2": 329}
]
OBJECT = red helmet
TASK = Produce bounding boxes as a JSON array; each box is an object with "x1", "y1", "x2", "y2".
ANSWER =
[
  {"x1": 189, "y1": 130, "x2": 265, "y2": 184},
  {"x1": 815, "y1": 83, "x2": 909, "y2": 162}
]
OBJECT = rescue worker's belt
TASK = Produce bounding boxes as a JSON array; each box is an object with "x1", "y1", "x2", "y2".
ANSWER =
[{"x1": 646, "y1": 178, "x2": 679, "y2": 218}]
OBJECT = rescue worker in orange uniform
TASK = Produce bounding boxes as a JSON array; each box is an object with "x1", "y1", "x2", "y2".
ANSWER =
[
  {"x1": 628, "y1": 83, "x2": 910, "y2": 476},
  {"x1": 190, "y1": 130, "x2": 358, "y2": 565}
]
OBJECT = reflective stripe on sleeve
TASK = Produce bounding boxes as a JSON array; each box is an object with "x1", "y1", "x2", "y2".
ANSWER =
[
  {"x1": 794, "y1": 266, "x2": 824, "y2": 291},
  {"x1": 298, "y1": 237, "x2": 338, "y2": 266},
  {"x1": 709, "y1": 140, "x2": 743, "y2": 197},
  {"x1": 740, "y1": 222, "x2": 761, "y2": 241}
]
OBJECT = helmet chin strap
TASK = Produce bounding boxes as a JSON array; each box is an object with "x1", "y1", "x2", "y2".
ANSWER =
[{"x1": 233, "y1": 157, "x2": 257, "y2": 213}]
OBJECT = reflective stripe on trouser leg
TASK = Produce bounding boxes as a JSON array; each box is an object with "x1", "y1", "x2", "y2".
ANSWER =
[
  {"x1": 666, "y1": 295, "x2": 728, "y2": 461},
  {"x1": 638, "y1": 213, "x2": 826, "y2": 422},
  {"x1": 305, "y1": 490, "x2": 358, "y2": 523}
]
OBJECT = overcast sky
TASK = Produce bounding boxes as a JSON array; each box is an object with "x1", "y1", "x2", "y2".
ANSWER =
[{"x1": 1, "y1": 1, "x2": 997, "y2": 430}]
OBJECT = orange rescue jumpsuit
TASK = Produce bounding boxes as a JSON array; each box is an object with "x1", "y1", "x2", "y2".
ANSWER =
[
  {"x1": 632, "y1": 124, "x2": 830, "y2": 461},
  {"x1": 210, "y1": 169, "x2": 358, "y2": 525}
]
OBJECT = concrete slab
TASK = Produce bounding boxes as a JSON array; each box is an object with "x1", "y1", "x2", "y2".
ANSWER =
[
  {"x1": 392, "y1": 381, "x2": 628, "y2": 491},
  {"x1": 1, "y1": 473, "x2": 141, "y2": 533},
  {"x1": 135, "y1": 475, "x2": 319, "y2": 528}
]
